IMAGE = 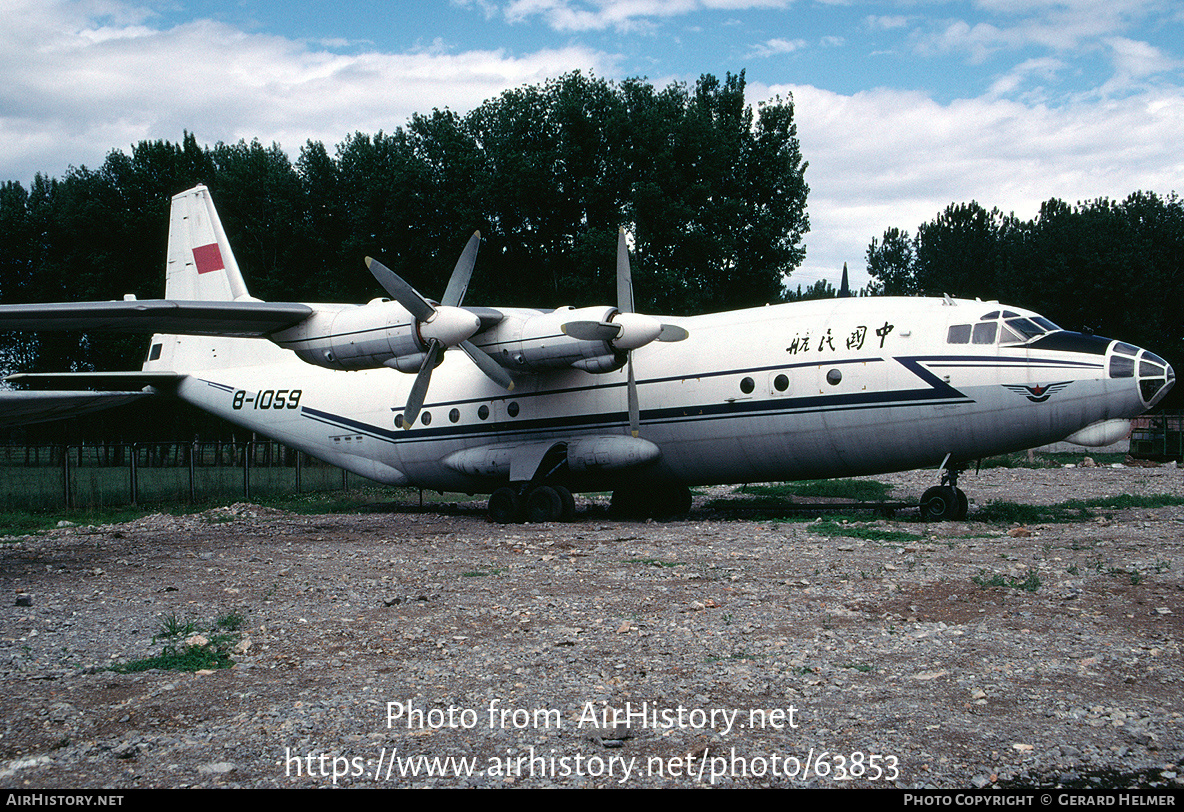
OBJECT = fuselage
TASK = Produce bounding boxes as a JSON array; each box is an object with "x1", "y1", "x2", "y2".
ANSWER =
[{"x1": 153, "y1": 296, "x2": 1173, "y2": 493}]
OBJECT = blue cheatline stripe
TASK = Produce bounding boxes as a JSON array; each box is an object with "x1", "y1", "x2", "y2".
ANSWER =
[{"x1": 211, "y1": 352, "x2": 1102, "y2": 449}]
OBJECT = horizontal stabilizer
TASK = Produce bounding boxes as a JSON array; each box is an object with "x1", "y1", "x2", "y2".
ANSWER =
[
  {"x1": 0, "y1": 390, "x2": 152, "y2": 426},
  {"x1": 6, "y1": 371, "x2": 185, "y2": 391},
  {"x1": 0, "y1": 300, "x2": 312, "y2": 337}
]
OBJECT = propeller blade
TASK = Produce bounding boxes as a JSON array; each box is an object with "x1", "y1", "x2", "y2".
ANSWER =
[
  {"x1": 626, "y1": 354, "x2": 640, "y2": 438},
  {"x1": 561, "y1": 320, "x2": 621, "y2": 341},
  {"x1": 441, "y1": 231, "x2": 481, "y2": 308},
  {"x1": 402, "y1": 339, "x2": 443, "y2": 429},
  {"x1": 616, "y1": 227, "x2": 634, "y2": 314},
  {"x1": 657, "y1": 324, "x2": 689, "y2": 342},
  {"x1": 366, "y1": 257, "x2": 436, "y2": 322},
  {"x1": 460, "y1": 340, "x2": 515, "y2": 390}
]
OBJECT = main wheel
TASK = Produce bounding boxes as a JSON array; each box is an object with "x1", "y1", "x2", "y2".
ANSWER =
[
  {"x1": 553, "y1": 485, "x2": 576, "y2": 522},
  {"x1": 955, "y1": 487, "x2": 969, "y2": 520},
  {"x1": 526, "y1": 486, "x2": 564, "y2": 523},
  {"x1": 920, "y1": 486, "x2": 962, "y2": 521},
  {"x1": 489, "y1": 487, "x2": 523, "y2": 524}
]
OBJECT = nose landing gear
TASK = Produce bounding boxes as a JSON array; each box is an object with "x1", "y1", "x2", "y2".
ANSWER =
[{"x1": 920, "y1": 464, "x2": 969, "y2": 521}]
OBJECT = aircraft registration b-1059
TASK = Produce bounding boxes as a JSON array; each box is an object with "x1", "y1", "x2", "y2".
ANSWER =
[{"x1": 0, "y1": 185, "x2": 1175, "y2": 522}]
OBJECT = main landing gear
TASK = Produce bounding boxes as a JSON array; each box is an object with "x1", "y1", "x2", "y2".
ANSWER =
[
  {"x1": 487, "y1": 481, "x2": 694, "y2": 523},
  {"x1": 919, "y1": 464, "x2": 969, "y2": 521},
  {"x1": 488, "y1": 484, "x2": 576, "y2": 524}
]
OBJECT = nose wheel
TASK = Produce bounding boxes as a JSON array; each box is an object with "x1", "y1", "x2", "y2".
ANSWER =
[{"x1": 919, "y1": 464, "x2": 969, "y2": 521}]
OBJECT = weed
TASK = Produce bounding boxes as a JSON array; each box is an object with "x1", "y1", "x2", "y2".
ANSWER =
[
  {"x1": 460, "y1": 569, "x2": 503, "y2": 577},
  {"x1": 112, "y1": 644, "x2": 232, "y2": 674},
  {"x1": 116, "y1": 609, "x2": 247, "y2": 674},
  {"x1": 156, "y1": 613, "x2": 197, "y2": 640},
  {"x1": 840, "y1": 663, "x2": 873, "y2": 673}
]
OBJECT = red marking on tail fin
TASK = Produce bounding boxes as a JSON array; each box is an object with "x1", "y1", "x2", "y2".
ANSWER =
[{"x1": 192, "y1": 243, "x2": 225, "y2": 274}]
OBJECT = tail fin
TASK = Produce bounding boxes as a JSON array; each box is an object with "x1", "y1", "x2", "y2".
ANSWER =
[
  {"x1": 166, "y1": 185, "x2": 250, "y2": 301},
  {"x1": 148, "y1": 185, "x2": 285, "y2": 373}
]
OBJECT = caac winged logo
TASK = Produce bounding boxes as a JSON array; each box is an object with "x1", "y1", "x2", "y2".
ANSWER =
[{"x1": 1003, "y1": 382, "x2": 1072, "y2": 403}]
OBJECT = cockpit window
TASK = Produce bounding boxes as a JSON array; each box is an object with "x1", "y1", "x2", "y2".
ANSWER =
[
  {"x1": 972, "y1": 322, "x2": 997, "y2": 344},
  {"x1": 1003, "y1": 317, "x2": 1044, "y2": 341},
  {"x1": 954, "y1": 310, "x2": 1061, "y2": 346}
]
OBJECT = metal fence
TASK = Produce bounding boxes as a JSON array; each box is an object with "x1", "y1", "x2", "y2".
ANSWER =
[
  {"x1": 1130, "y1": 411, "x2": 1184, "y2": 462},
  {"x1": 0, "y1": 441, "x2": 372, "y2": 510}
]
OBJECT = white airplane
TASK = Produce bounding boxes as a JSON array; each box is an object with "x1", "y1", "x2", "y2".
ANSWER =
[{"x1": 0, "y1": 185, "x2": 1175, "y2": 522}]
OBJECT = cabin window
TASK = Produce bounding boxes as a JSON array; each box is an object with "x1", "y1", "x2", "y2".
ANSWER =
[
  {"x1": 449, "y1": 408, "x2": 460, "y2": 423},
  {"x1": 773, "y1": 374, "x2": 789, "y2": 392},
  {"x1": 507, "y1": 401, "x2": 520, "y2": 418},
  {"x1": 421, "y1": 411, "x2": 431, "y2": 426},
  {"x1": 477, "y1": 405, "x2": 489, "y2": 420},
  {"x1": 826, "y1": 369, "x2": 842, "y2": 386},
  {"x1": 947, "y1": 324, "x2": 971, "y2": 344},
  {"x1": 740, "y1": 377, "x2": 755, "y2": 394},
  {"x1": 147, "y1": 343, "x2": 162, "y2": 361},
  {"x1": 394, "y1": 414, "x2": 404, "y2": 428}
]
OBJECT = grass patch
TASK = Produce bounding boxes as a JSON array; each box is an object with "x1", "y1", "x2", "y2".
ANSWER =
[
  {"x1": 739, "y1": 479, "x2": 894, "y2": 501},
  {"x1": 975, "y1": 493, "x2": 1184, "y2": 524},
  {"x1": 112, "y1": 644, "x2": 233, "y2": 674},
  {"x1": 770, "y1": 517, "x2": 921, "y2": 543},
  {"x1": 110, "y1": 609, "x2": 246, "y2": 674}
]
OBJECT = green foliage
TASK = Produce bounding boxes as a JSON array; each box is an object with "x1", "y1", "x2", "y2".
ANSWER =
[
  {"x1": 113, "y1": 608, "x2": 246, "y2": 673},
  {"x1": 866, "y1": 191, "x2": 1184, "y2": 406},
  {"x1": 974, "y1": 493, "x2": 1184, "y2": 524},
  {"x1": 1, "y1": 71, "x2": 810, "y2": 379},
  {"x1": 111, "y1": 644, "x2": 233, "y2": 674}
]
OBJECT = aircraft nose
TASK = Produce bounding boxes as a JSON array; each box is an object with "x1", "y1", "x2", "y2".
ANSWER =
[
  {"x1": 1111, "y1": 343, "x2": 1175, "y2": 409},
  {"x1": 1141, "y1": 352, "x2": 1176, "y2": 408}
]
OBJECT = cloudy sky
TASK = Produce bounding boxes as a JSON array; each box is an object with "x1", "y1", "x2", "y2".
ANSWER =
[{"x1": 2, "y1": 0, "x2": 1181, "y2": 291}]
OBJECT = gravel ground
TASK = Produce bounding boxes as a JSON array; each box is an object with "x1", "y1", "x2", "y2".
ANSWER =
[{"x1": 1, "y1": 463, "x2": 1182, "y2": 789}]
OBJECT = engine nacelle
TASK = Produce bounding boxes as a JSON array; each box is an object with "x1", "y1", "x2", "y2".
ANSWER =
[
  {"x1": 471, "y1": 306, "x2": 624, "y2": 374},
  {"x1": 269, "y1": 301, "x2": 424, "y2": 371}
]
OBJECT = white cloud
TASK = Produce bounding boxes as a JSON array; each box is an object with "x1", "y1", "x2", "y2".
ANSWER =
[
  {"x1": 749, "y1": 81, "x2": 1184, "y2": 288},
  {"x1": 746, "y1": 37, "x2": 808, "y2": 58},
  {"x1": 0, "y1": 1, "x2": 620, "y2": 183},
  {"x1": 502, "y1": 0, "x2": 791, "y2": 33}
]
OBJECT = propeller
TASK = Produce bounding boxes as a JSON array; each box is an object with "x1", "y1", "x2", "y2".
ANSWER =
[
  {"x1": 562, "y1": 228, "x2": 689, "y2": 437},
  {"x1": 560, "y1": 230, "x2": 688, "y2": 355},
  {"x1": 366, "y1": 231, "x2": 513, "y2": 428}
]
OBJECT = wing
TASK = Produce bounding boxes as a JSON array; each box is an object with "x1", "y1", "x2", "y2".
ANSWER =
[
  {"x1": 0, "y1": 300, "x2": 313, "y2": 337},
  {"x1": 0, "y1": 371, "x2": 185, "y2": 426},
  {"x1": 0, "y1": 390, "x2": 152, "y2": 426}
]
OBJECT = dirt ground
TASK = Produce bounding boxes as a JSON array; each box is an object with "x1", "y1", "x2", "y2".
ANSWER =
[{"x1": 1, "y1": 464, "x2": 1182, "y2": 789}]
